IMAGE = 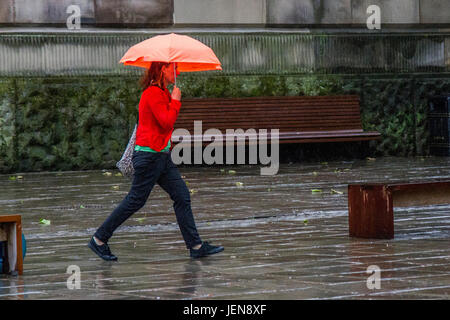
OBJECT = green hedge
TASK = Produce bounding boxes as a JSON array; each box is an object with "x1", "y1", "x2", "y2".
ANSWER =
[
  {"x1": 5, "y1": 78, "x2": 141, "y2": 172},
  {"x1": 1, "y1": 74, "x2": 450, "y2": 173},
  {"x1": 0, "y1": 79, "x2": 15, "y2": 172}
]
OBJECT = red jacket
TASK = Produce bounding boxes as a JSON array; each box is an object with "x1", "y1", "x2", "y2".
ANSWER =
[{"x1": 135, "y1": 85, "x2": 181, "y2": 151}]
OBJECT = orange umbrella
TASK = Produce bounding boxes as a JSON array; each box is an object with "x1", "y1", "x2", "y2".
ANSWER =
[{"x1": 119, "y1": 33, "x2": 222, "y2": 73}]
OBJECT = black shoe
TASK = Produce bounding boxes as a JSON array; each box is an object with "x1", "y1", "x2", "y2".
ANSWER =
[
  {"x1": 190, "y1": 241, "x2": 224, "y2": 259},
  {"x1": 88, "y1": 237, "x2": 118, "y2": 261}
]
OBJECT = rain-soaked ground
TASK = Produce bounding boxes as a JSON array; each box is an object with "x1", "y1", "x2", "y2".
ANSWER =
[{"x1": 0, "y1": 156, "x2": 449, "y2": 299}]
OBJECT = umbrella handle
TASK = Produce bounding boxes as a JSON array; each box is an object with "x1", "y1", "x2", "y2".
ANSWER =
[{"x1": 173, "y1": 62, "x2": 177, "y2": 87}]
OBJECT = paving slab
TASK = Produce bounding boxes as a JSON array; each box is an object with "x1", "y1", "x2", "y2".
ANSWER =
[{"x1": 0, "y1": 156, "x2": 449, "y2": 299}]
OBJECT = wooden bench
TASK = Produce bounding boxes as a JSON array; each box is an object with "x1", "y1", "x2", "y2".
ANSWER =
[
  {"x1": 348, "y1": 181, "x2": 450, "y2": 239},
  {"x1": 0, "y1": 215, "x2": 23, "y2": 275},
  {"x1": 173, "y1": 95, "x2": 381, "y2": 145}
]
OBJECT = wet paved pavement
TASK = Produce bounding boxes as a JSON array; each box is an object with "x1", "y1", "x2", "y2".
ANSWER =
[{"x1": 0, "y1": 156, "x2": 449, "y2": 299}]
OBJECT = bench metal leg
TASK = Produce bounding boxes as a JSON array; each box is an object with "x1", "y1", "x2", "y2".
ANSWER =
[{"x1": 358, "y1": 141, "x2": 370, "y2": 159}]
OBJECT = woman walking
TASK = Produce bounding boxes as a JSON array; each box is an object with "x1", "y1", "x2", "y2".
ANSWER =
[{"x1": 88, "y1": 62, "x2": 224, "y2": 261}]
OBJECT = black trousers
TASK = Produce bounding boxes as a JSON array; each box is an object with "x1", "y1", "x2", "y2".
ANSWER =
[{"x1": 94, "y1": 150, "x2": 202, "y2": 249}]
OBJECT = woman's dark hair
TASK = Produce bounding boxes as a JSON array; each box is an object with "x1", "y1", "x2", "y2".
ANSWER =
[{"x1": 139, "y1": 61, "x2": 170, "y2": 91}]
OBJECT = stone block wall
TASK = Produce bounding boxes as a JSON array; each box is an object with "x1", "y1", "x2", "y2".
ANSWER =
[
  {"x1": 174, "y1": 0, "x2": 266, "y2": 25},
  {"x1": 0, "y1": 0, "x2": 449, "y2": 29},
  {"x1": 420, "y1": 0, "x2": 450, "y2": 24},
  {"x1": 95, "y1": 0, "x2": 173, "y2": 26},
  {"x1": 13, "y1": 0, "x2": 95, "y2": 24},
  {"x1": 0, "y1": 0, "x2": 15, "y2": 24},
  {"x1": 1, "y1": 0, "x2": 173, "y2": 26},
  {"x1": 351, "y1": 0, "x2": 420, "y2": 25}
]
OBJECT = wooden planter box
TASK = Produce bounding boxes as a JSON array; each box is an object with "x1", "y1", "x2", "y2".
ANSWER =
[
  {"x1": 0, "y1": 215, "x2": 23, "y2": 275},
  {"x1": 348, "y1": 181, "x2": 450, "y2": 239}
]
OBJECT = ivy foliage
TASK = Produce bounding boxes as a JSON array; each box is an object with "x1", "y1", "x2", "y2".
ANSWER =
[{"x1": 0, "y1": 75, "x2": 449, "y2": 173}]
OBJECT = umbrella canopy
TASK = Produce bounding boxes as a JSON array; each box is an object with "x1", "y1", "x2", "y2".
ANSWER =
[{"x1": 119, "y1": 33, "x2": 222, "y2": 72}]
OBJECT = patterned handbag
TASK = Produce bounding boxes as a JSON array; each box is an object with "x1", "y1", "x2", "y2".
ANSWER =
[{"x1": 116, "y1": 124, "x2": 137, "y2": 179}]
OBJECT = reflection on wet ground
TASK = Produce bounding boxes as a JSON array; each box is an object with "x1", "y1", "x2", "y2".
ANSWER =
[{"x1": 0, "y1": 156, "x2": 449, "y2": 299}]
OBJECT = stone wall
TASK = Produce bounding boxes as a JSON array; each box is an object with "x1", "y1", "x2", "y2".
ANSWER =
[
  {"x1": 0, "y1": 0, "x2": 449, "y2": 28},
  {"x1": 0, "y1": 33, "x2": 448, "y2": 77}
]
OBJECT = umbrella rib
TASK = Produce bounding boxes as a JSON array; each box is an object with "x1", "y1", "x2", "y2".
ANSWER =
[{"x1": 168, "y1": 33, "x2": 175, "y2": 63}]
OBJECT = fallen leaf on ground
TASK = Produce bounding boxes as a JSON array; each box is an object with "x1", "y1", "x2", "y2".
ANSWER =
[
  {"x1": 366, "y1": 157, "x2": 376, "y2": 161},
  {"x1": 228, "y1": 170, "x2": 236, "y2": 175},
  {"x1": 311, "y1": 189, "x2": 323, "y2": 193},
  {"x1": 39, "y1": 219, "x2": 51, "y2": 225},
  {"x1": 103, "y1": 172, "x2": 112, "y2": 176},
  {"x1": 112, "y1": 185, "x2": 119, "y2": 190},
  {"x1": 8, "y1": 176, "x2": 16, "y2": 181},
  {"x1": 115, "y1": 173, "x2": 122, "y2": 177},
  {"x1": 235, "y1": 182, "x2": 244, "y2": 187},
  {"x1": 331, "y1": 189, "x2": 344, "y2": 195}
]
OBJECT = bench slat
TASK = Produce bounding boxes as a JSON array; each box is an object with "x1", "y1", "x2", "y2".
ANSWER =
[
  {"x1": 177, "y1": 115, "x2": 363, "y2": 122},
  {"x1": 182, "y1": 96, "x2": 360, "y2": 104},
  {"x1": 178, "y1": 109, "x2": 361, "y2": 116},
  {"x1": 176, "y1": 121, "x2": 364, "y2": 129},
  {"x1": 181, "y1": 105, "x2": 360, "y2": 111},
  {"x1": 173, "y1": 130, "x2": 381, "y2": 141}
]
